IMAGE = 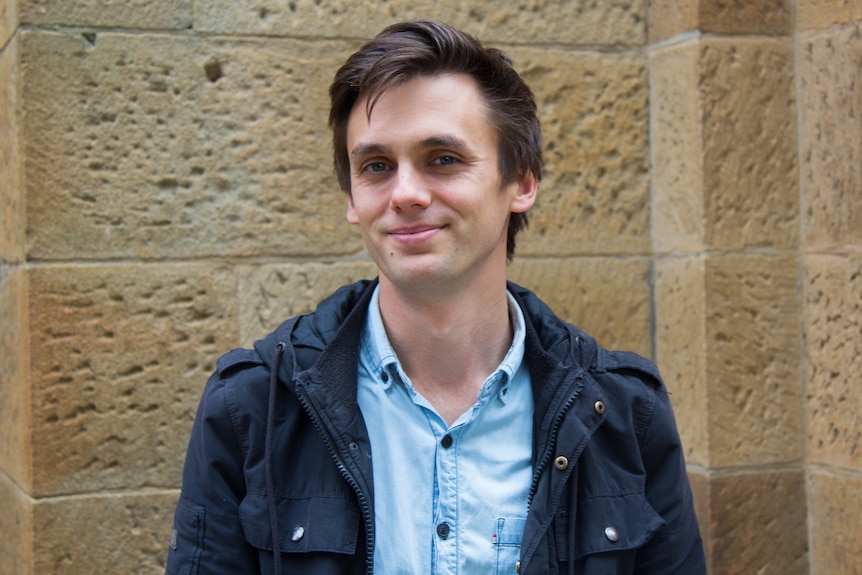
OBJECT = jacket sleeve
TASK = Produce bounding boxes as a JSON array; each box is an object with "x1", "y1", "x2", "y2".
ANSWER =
[
  {"x1": 165, "y1": 365, "x2": 262, "y2": 575},
  {"x1": 634, "y1": 383, "x2": 707, "y2": 574}
]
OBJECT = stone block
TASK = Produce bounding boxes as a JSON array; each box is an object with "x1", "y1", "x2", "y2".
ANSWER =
[
  {"x1": 27, "y1": 263, "x2": 238, "y2": 496},
  {"x1": 797, "y1": 0, "x2": 862, "y2": 31},
  {"x1": 654, "y1": 256, "x2": 709, "y2": 466},
  {"x1": 1, "y1": 34, "x2": 23, "y2": 263},
  {"x1": 513, "y1": 48, "x2": 650, "y2": 256},
  {"x1": 194, "y1": 0, "x2": 647, "y2": 47},
  {"x1": 686, "y1": 470, "x2": 711, "y2": 565},
  {"x1": 699, "y1": 37, "x2": 798, "y2": 250},
  {"x1": 238, "y1": 260, "x2": 379, "y2": 345},
  {"x1": 0, "y1": 265, "x2": 30, "y2": 489},
  {"x1": 648, "y1": 0, "x2": 699, "y2": 44},
  {"x1": 709, "y1": 469, "x2": 808, "y2": 575},
  {"x1": 508, "y1": 257, "x2": 652, "y2": 358},
  {"x1": 0, "y1": 0, "x2": 17, "y2": 62},
  {"x1": 803, "y1": 254, "x2": 862, "y2": 471},
  {"x1": 19, "y1": 0, "x2": 192, "y2": 29},
  {"x1": 698, "y1": 0, "x2": 792, "y2": 35},
  {"x1": 809, "y1": 472, "x2": 862, "y2": 574},
  {"x1": 20, "y1": 30, "x2": 363, "y2": 261},
  {"x1": 704, "y1": 254, "x2": 803, "y2": 467},
  {"x1": 798, "y1": 23, "x2": 862, "y2": 249},
  {"x1": 32, "y1": 490, "x2": 178, "y2": 575},
  {"x1": 649, "y1": 41, "x2": 705, "y2": 252},
  {"x1": 0, "y1": 471, "x2": 33, "y2": 575}
]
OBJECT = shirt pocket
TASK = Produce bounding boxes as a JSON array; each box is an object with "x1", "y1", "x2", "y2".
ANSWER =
[
  {"x1": 493, "y1": 516, "x2": 527, "y2": 575},
  {"x1": 571, "y1": 491, "x2": 665, "y2": 560},
  {"x1": 239, "y1": 493, "x2": 360, "y2": 572}
]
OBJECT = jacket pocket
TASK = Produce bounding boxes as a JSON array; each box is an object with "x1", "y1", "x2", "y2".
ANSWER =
[
  {"x1": 165, "y1": 497, "x2": 206, "y2": 575},
  {"x1": 571, "y1": 492, "x2": 665, "y2": 560},
  {"x1": 239, "y1": 493, "x2": 360, "y2": 555}
]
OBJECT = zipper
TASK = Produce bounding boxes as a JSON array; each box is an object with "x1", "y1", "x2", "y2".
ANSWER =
[{"x1": 294, "y1": 381, "x2": 375, "y2": 575}]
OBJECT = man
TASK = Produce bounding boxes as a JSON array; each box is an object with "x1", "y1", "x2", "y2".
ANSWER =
[{"x1": 165, "y1": 20, "x2": 706, "y2": 575}]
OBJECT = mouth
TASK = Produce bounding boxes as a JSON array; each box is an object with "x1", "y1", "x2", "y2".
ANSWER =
[{"x1": 388, "y1": 224, "x2": 445, "y2": 244}]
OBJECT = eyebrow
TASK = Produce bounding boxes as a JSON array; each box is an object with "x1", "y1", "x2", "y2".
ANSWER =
[{"x1": 350, "y1": 135, "x2": 471, "y2": 162}]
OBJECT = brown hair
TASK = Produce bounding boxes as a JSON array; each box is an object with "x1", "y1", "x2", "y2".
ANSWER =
[{"x1": 328, "y1": 20, "x2": 543, "y2": 261}]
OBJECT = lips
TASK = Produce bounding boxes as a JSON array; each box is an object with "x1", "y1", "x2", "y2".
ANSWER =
[{"x1": 388, "y1": 224, "x2": 445, "y2": 244}]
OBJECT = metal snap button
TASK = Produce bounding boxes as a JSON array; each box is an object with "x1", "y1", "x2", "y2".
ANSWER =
[
  {"x1": 554, "y1": 456, "x2": 569, "y2": 470},
  {"x1": 604, "y1": 526, "x2": 619, "y2": 542},
  {"x1": 594, "y1": 400, "x2": 606, "y2": 415},
  {"x1": 291, "y1": 526, "x2": 305, "y2": 542}
]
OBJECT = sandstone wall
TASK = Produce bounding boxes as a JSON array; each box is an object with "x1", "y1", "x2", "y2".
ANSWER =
[{"x1": 0, "y1": 1, "x2": 859, "y2": 574}]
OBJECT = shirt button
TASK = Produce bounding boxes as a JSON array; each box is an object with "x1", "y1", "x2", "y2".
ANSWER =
[
  {"x1": 436, "y1": 522, "x2": 451, "y2": 539},
  {"x1": 441, "y1": 434, "x2": 453, "y2": 449}
]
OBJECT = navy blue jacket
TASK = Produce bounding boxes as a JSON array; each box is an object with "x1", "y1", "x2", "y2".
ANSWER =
[{"x1": 166, "y1": 280, "x2": 706, "y2": 575}]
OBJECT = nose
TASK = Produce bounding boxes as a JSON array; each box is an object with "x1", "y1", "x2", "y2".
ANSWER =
[{"x1": 389, "y1": 165, "x2": 431, "y2": 212}]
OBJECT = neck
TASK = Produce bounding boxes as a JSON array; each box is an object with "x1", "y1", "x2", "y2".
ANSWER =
[{"x1": 377, "y1": 275, "x2": 513, "y2": 425}]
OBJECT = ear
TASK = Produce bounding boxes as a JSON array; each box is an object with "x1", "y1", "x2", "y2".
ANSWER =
[
  {"x1": 509, "y1": 171, "x2": 538, "y2": 214},
  {"x1": 346, "y1": 193, "x2": 360, "y2": 224}
]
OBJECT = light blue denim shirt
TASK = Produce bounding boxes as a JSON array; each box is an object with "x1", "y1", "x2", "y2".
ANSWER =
[{"x1": 357, "y1": 286, "x2": 533, "y2": 574}]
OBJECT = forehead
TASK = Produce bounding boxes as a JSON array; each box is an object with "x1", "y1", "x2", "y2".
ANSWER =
[{"x1": 346, "y1": 73, "x2": 497, "y2": 154}]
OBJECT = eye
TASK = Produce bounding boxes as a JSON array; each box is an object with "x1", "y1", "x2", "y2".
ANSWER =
[
  {"x1": 432, "y1": 155, "x2": 458, "y2": 166},
  {"x1": 362, "y1": 161, "x2": 390, "y2": 174}
]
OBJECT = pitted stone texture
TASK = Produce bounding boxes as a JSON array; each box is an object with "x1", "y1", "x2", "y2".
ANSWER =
[
  {"x1": 804, "y1": 254, "x2": 862, "y2": 470},
  {"x1": 513, "y1": 48, "x2": 649, "y2": 256},
  {"x1": 705, "y1": 254, "x2": 802, "y2": 467},
  {"x1": 20, "y1": 30, "x2": 362, "y2": 260},
  {"x1": 687, "y1": 471, "x2": 710, "y2": 565},
  {"x1": 710, "y1": 470, "x2": 808, "y2": 575},
  {"x1": 650, "y1": 42, "x2": 705, "y2": 253},
  {"x1": 19, "y1": 0, "x2": 192, "y2": 29},
  {"x1": 0, "y1": 470, "x2": 32, "y2": 575},
  {"x1": 798, "y1": 23, "x2": 862, "y2": 249},
  {"x1": 0, "y1": 265, "x2": 30, "y2": 489},
  {"x1": 194, "y1": 0, "x2": 647, "y2": 47},
  {"x1": 797, "y1": 0, "x2": 862, "y2": 30},
  {"x1": 1, "y1": 35, "x2": 23, "y2": 262},
  {"x1": 648, "y1": 0, "x2": 699, "y2": 44},
  {"x1": 509, "y1": 257, "x2": 651, "y2": 358},
  {"x1": 28, "y1": 263, "x2": 237, "y2": 496},
  {"x1": 32, "y1": 490, "x2": 177, "y2": 575},
  {"x1": 649, "y1": 0, "x2": 791, "y2": 43},
  {"x1": 238, "y1": 261, "x2": 378, "y2": 345},
  {"x1": 0, "y1": 0, "x2": 17, "y2": 49},
  {"x1": 698, "y1": 0, "x2": 792, "y2": 35},
  {"x1": 699, "y1": 38, "x2": 798, "y2": 250},
  {"x1": 810, "y1": 472, "x2": 862, "y2": 574},
  {"x1": 654, "y1": 256, "x2": 708, "y2": 466}
]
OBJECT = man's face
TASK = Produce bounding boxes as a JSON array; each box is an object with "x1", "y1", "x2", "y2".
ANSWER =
[{"x1": 345, "y1": 73, "x2": 536, "y2": 296}]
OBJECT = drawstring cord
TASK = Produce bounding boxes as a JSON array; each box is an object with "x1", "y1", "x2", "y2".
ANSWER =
[{"x1": 266, "y1": 342, "x2": 286, "y2": 575}]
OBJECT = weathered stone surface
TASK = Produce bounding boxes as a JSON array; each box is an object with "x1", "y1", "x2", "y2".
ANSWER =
[
  {"x1": 698, "y1": 0, "x2": 792, "y2": 35},
  {"x1": 798, "y1": 23, "x2": 862, "y2": 249},
  {"x1": 513, "y1": 48, "x2": 650, "y2": 256},
  {"x1": 0, "y1": 471, "x2": 32, "y2": 575},
  {"x1": 705, "y1": 254, "x2": 803, "y2": 467},
  {"x1": 699, "y1": 38, "x2": 798, "y2": 250},
  {"x1": 809, "y1": 472, "x2": 862, "y2": 574},
  {"x1": 194, "y1": 0, "x2": 647, "y2": 47},
  {"x1": 508, "y1": 257, "x2": 652, "y2": 358},
  {"x1": 238, "y1": 260, "x2": 379, "y2": 344},
  {"x1": 803, "y1": 254, "x2": 862, "y2": 470},
  {"x1": 28, "y1": 263, "x2": 238, "y2": 496},
  {"x1": 654, "y1": 256, "x2": 708, "y2": 466},
  {"x1": 648, "y1": 0, "x2": 699, "y2": 44},
  {"x1": 0, "y1": 265, "x2": 30, "y2": 489},
  {"x1": 0, "y1": 0, "x2": 17, "y2": 58},
  {"x1": 32, "y1": 490, "x2": 177, "y2": 575},
  {"x1": 649, "y1": 41, "x2": 705, "y2": 253},
  {"x1": 20, "y1": 30, "x2": 362, "y2": 260},
  {"x1": 19, "y1": 0, "x2": 192, "y2": 29},
  {"x1": 710, "y1": 469, "x2": 808, "y2": 575},
  {"x1": 1, "y1": 34, "x2": 23, "y2": 263},
  {"x1": 686, "y1": 470, "x2": 711, "y2": 565},
  {"x1": 797, "y1": 0, "x2": 862, "y2": 31}
]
